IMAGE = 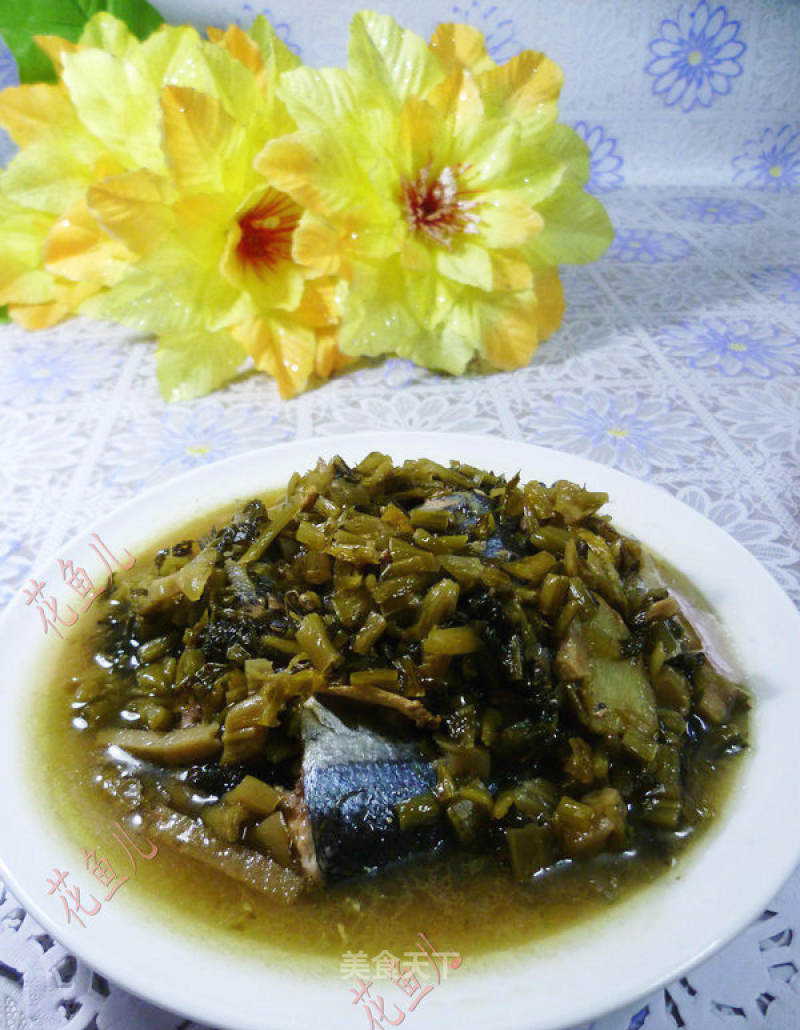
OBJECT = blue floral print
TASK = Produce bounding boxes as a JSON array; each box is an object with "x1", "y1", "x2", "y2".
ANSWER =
[
  {"x1": 658, "y1": 318, "x2": 799, "y2": 378},
  {"x1": 237, "y1": 5, "x2": 301, "y2": 55},
  {"x1": 0, "y1": 33, "x2": 19, "y2": 167},
  {"x1": 658, "y1": 195, "x2": 764, "y2": 224},
  {"x1": 0, "y1": 346, "x2": 122, "y2": 406},
  {"x1": 0, "y1": 33, "x2": 16, "y2": 88},
  {"x1": 732, "y1": 125, "x2": 800, "y2": 192},
  {"x1": 573, "y1": 123, "x2": 624, "y2": 194},
  {"x1": 605, "y1": 229, "x2": 694, "y2": 263},
  {"x1": 749, "y1": 266, "x2": 800, "y2": 305},
  {"x1": 519, "y1": 390, "x2": 706, "y2": 479},
  {"x1": 104, "y1": 399, "x2": 294, "y2": 489},
  {"x1": 645, "y1": 2, "x2": 745, "y2": 112},
  {"x1": 449, "y1": 3, "x2": 520, "y2": 61},
  {"x1": 153, "y1": 406, "x2": 256, "y2": 476}
]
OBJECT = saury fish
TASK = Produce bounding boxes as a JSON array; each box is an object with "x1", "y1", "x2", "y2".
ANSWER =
[
  {"x1": 301, "y1": 699, "x2": 444, "y2": 882},
  {"x1": 414, "y1": 489, "x2": 520, "y2": 559}
]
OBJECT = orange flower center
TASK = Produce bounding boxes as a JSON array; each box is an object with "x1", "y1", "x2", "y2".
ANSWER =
[
  {"x1": 401, "y1": 163, "x2": 480, "y2": 248},
  {"x1": 236, "y1": 189, "x2": 301, "y2": 275}
]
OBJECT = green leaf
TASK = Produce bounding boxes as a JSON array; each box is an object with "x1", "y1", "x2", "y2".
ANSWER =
[
  {"x1": 156, "y1": 330, "x2": 248, "y2": 402},
  {"x1": 0, "y1": 0, "x2": 164, "y2": 84},
  {"x1": 0, "y1": 306, "x2": 10, "y2": 323}
]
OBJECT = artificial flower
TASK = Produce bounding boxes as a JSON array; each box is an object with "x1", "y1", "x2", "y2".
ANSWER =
[
  {"x1": 81, "y1": 17, "x2": 345, "y2": 398},
  {"x1": 0, "y1": 14, "x2": 231, "y2": 327},
  {"x1": 0, "y1": 9, "x2": 613, "y2": 398},
  {"x1": 257, "y1": 12, "x2": 612, "y2": 375}
]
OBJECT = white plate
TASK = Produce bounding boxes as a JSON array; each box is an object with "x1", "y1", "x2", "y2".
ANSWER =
[{"x1": 2, "y1": 431, "x2": 800, "y2": 1030}]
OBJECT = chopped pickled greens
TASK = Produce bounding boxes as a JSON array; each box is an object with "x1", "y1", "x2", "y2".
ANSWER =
[{"x1": 66, "y1": 454, "x2": 749, "y2": 899}]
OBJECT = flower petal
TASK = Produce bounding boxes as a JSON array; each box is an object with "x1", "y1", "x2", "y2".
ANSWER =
[
  {"x1": 479, "y1": 189, "x2": 542, "y2": 248},
  {"x1": 79, "y1": 12, "x2": 137, "y2": 57},
  {"x1": 533, "y1": 267, "x2": 566, "y2": 341},
  {"x1": 294, "y1": 278, "x2": 343, "y2": 329},
  {"x1": 341, "y1": 260, "x2": 473, "y2": 374},
  {"x1": 0, "y1": 265, "x2": 54, "y2": 306},
  {"x1": 476, "y1": 276, "x2": 564, "y2": 371},
  {"x1": 156, "y1": 328, "x2": 248, "y2": 401},
  {"x1": 457, "y1": 119, "x2": 518, "y2": 188},
  {"x1": 247, "y1": 15, "x2": 303, "y2": 79},
  {"x1": 490, "y1": 251, "x2": 533, "y2": 291},
  {"x1": 397, "y1": 96, "x2": 449, "y2": 178},
  {"x1": 258, "y1": 129, "x2": 389, "y2": 225},
  {"x1": 198, "y1": 38, "x2": 269, "y2": 129},
  {"x1": 233, "y1": 315, "x2": 316, "y2": 398},
  {"x1": 429, "y1": 23, "x2": 495, "y2": 76},
  {"x1": 292, "y1": 210, "x2": 351, "y2": 278},
  {"x1": 0, "y1": 196, "x2": 55, "y2": 303},
  {"x1": 222, "y1": 222, "x2": 305, "y2": 314},
  {"x1": 400, "y1": 235, "x2": 434, "y2": 274},
  {"x1": 207, "y1": 24, "x2": 266, "y2": 91},
  {"x1": 543, "y1": 124, "x2": 591, "y2": 186},
  {"x1": 61, "y1": 48, "x2": 164, "y2": 171},
  {"x1": 0, "y1": 83, "x2": 77, "y2": 146},
  {"x1": 477, "y1": 49, "x2": 563, "y2": 147},
  {"x1": 522, "y1": 182, "x2": 613, "y2": 266},
  {"x1": 88, "y1": 169, "x2": 176, "y2": 256},
  {"x1": 1, "y1": 133, "x2": 106, "y2": 214},
  {"x1": 161, "y1": 85, "x2": 237, "y2": 194},
  {"x1": 135, "y1": 24, "x2": 205, "y2": 91},
  {"x1": 437, "y1": 240, "x2": 493, "y2": 290},
  {"x1": 428, "y1": 68, "x2": 484, "y2": 134},
  {"x1": 44, "y1": 199, "x2": 133, "y2": 286},
  {"x1": 33, "y1": 34, "x2": 81, "y2": 76},
  {"x1": 477, "y1": 290, "x2": 540, "y2": 369},
  {"x1": 277, "y1": 66, "x2": 360, "y2": 130},
  {"x1": 314, "y1": 329, "x2": 351, "y2": 380},
  {"x1": 493, "y1": 141, "x2": 565, "y2": 205},
  {"x1": 348, "y1": 11, "x2": 443, "y2": 108},
  {"x1": 9, "y1": 282, "x2": 99, "y2": 329},
  {"x1": 83, "y1": 243, "x2": 252, "y2": 334}
]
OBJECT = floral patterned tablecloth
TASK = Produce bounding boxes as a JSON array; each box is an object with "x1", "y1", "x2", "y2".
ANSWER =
[{"x1": 1, "y1": 1, "x2": 799, "y2": 1028}]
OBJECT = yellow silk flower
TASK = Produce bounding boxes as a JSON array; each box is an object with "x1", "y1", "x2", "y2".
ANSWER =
[
  {"x1": 0, "y1": 14, "x2": 344, "y2": 398},
  {"x1": 80, "y1": 15, "x2": 344, "y2": 399},
  {"x1": 0, "y1": 13, "x2": 222, "y2": 327},
  {"x1": 257, "y1": 12, "x2": 613, "y2": 375}
]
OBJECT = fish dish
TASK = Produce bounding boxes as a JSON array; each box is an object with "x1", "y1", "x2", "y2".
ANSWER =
[{"x1": 47, "y1": 453, "x2": 749, "y2": 948}]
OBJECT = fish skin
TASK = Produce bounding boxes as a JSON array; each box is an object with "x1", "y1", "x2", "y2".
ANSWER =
[
  {"x1": 416, "y1": 490, "x2": 520, "y2": 559},
  {"x1": 301, "y1": 699, "x2": 444, "y2": 883}
]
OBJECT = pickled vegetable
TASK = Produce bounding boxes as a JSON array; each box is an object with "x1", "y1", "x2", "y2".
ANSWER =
[{"x1": 63, "y1": 453, "x2": 749, "y2": 899}]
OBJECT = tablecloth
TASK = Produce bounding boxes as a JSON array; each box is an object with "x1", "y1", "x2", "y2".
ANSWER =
[{"x1": 1, "y1": 1, "x2": 798, "y2": 1028}]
